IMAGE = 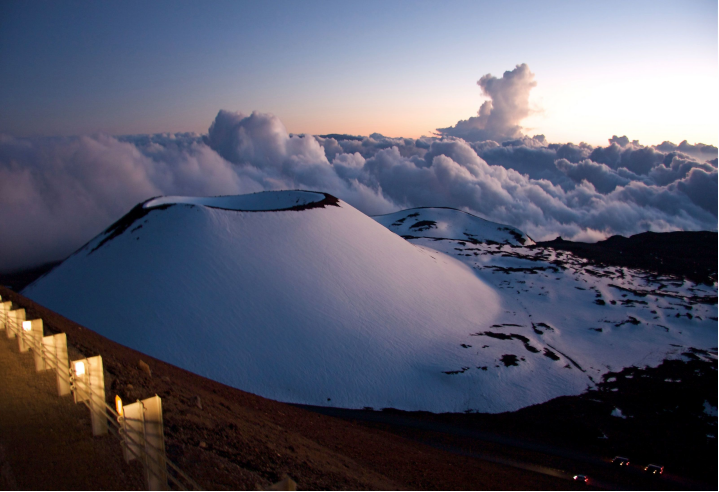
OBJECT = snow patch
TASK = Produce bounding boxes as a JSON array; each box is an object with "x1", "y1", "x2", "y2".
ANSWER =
[
  {"x1": 374, "y1": 207, "x2": 534, "y2": 246},
  {"x1": 704, "y1": 401, "x2": 718, "y2": 417}
]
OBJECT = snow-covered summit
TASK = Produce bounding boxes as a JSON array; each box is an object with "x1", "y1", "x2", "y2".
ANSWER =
[
  {"x1": 374, "y1": 207, "x2": 534, "y2": 246},
  {"x1": 23, "y1": 190, "x2": 504, "y2": 412},
  {"x1": 145, "y1": 190, "x2": 335, "y2": 212}
]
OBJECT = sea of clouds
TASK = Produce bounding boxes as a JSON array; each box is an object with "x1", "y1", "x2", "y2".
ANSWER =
[{"x1": 1, "y1": 64, "x2": 716, "y2": 272}]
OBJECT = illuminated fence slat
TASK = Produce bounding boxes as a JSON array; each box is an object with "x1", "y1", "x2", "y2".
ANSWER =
[
  {"x1": 18, "y1": 318, "x2": 28, "y2": 352},
  {"x1": 120, "y1": 396, "x2": 168, "y2": 490},
  {"x1": 43, "y1": 332, "x2": 71, "y2": 396},
  {"x1": 7, "y1": 308, "x2": 25, "y2": 339},
  {"x1": 0, "y1": 300, "x2": 12, "y2": 331},
  {"x1": 21, "y1": 319, "x2": 43, "y2": 367},
  {"x1": 72, "y1": 355, "x2": 108, "y2": 436},
  {"x1": 24, "y1": 319, "x2": 45, "y2": 371},
  {"x1": 0, "y1": 295, "x2": 199, "y2": 491}
]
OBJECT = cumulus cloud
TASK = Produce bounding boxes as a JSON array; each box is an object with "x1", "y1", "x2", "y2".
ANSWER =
[
  {"x1": 554, "y1": 158, "x2": 631, "y2": 194},
  {"x1": 204, "y1": 110, "x2": 397, "y2": 215},
  {"x1": 436, "y1": 63, "x2": 537, "y2": 142},
  {"x1": 1, "y1": 67, "x2": 717, "y2": 272},
  {"x1": 655, "y1": 140, "x2": 718, "y2": 161},
  {"x1": 676, "y1": 167, "x2": 718, "y2": 213}
]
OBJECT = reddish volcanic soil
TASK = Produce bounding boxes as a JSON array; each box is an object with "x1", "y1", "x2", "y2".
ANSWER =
[{"x1": 0, "y1": 286, "x2": 573, "y2": 490}]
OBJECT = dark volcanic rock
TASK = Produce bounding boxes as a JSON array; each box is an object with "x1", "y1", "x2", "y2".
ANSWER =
[
  {"x1": 0, "y1": 260, "x2": 62, "y2": 292},
  {"x1": 538, "y1": 231, "x2": 717, "y2": 285}
]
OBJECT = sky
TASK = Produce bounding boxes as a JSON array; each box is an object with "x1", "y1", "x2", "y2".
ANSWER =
[
  {"x1": 1, "y1": 0, "x2": 717, "y2": 146},
  {"x1": 0, "y1": 0, "x2": 717, "y2": 272}
]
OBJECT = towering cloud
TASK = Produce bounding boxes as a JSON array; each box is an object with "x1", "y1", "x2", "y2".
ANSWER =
[
  {"x1": 1, "y1": 66, "x2": 717, "y2": 273},
  {"x1": 436, "y1": 64, "x2": 537, "y2": 142}
]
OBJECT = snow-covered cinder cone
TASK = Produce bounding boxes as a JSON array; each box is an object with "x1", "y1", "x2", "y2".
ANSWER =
[{"x1": 24, "y1": 191, "x2": 503, "y2": 412}]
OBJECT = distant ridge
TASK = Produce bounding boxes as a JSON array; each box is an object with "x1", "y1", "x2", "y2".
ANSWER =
[
  {"x1": 318, "y1": 133, "x2": 364, "y2": 141},
  {"x1": 0, "y1": 260, "x2": 62, "y2": 292},
  {"x1": 538, "y1": 231, "x2": 718, "y2": 285}
]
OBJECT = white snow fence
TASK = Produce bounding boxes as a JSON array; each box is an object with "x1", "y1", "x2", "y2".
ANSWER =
[{"x1": 0, "y1": 294, "x2": 200, "y2": 491}]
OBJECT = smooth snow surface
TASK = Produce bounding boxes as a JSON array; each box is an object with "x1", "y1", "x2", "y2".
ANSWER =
[
  {"x1": 704, "y1": 401, "x2": 718, "y2": 417},
  {"x1": 24, "y1": 192, "x2": 504, "y2": 412},
  {"x1": 374, "y1": 208, "x2": 534, "y2": 246}
]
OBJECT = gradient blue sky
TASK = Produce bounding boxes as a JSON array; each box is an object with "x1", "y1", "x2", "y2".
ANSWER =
[{"x1": 1, "y1": 0, "x2": 716, "y2": 145}]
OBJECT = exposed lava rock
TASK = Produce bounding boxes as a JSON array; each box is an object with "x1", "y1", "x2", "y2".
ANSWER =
[{"x1": 538, "y1": 231, "x2": 718, "y2": 285}]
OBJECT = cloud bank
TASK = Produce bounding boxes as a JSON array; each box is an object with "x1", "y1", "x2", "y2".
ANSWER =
[{"x1": 1, "y1": 65, "x2": 717, "y2": 272}]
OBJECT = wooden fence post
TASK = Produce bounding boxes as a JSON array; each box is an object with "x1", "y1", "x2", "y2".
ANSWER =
[
  {"x1": 43, "y1": 333, "x2": 70, "y2": 396},
  {"x1": 6, "y1": 308, "x2": 25, "y2": 339},
  {"x1": 120, "y1": 396, "x2": 168, "y2": 490},
  {"x1": 23, "y1": 319, "x2": 46, "y2": 371},
  {"x1": 0, "y1": 300, "x2": 11, "y2": 330}
]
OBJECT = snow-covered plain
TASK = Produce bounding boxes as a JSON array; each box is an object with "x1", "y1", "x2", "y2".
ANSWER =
[
  {"x1": 23, "y1": 191, "x2": 718, "y2": 414},
  {"x1": 386, "y1": 222, "x2": 717, "y2": 411}
]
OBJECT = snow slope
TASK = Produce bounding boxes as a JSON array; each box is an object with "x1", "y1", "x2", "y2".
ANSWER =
[
  {"x1": 374, "y1": 207, "x2": 534, "y2": 246},
  {"x1": 24, "y1": 191, "x2": 508, "y2": 412}
]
